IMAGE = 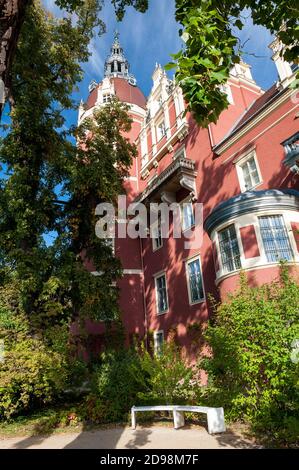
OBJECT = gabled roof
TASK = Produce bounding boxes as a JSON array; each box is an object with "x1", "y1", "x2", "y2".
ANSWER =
[
  {"x1": 232, "y1": 84, "x2": 280, "y2": 133},
  {"x1": 214, "y1": 83, "x2": 283, "y2": 154}
]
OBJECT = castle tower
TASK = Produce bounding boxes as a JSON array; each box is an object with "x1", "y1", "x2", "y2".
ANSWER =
[{"x1": 79, "y1": 33, "x2": 147, "y2": 346}]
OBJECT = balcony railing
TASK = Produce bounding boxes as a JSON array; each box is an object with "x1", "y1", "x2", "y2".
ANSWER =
[{"x1": 136, "y1": 157, "x2": 197, "y2": 203}]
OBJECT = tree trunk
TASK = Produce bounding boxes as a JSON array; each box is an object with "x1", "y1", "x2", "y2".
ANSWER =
[{"x1": 0, "y1": 0, "x2": 30, "y2": 118}]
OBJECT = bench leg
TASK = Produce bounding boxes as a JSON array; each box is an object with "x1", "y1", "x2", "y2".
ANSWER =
[
  {"x1": 173, "y1": 410, "x2": 185, "y2": 429},
  {"x1": 207, "y1": 408, "x2": 226, "y2": 434},
  {"x1": 131, "y1": 410, "x2": 136, "y2": 429}
]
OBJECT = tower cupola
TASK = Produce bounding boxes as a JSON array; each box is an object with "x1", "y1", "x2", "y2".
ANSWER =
[{"x1": 104, "y1": 31, "x2": 137, "y2": 86}]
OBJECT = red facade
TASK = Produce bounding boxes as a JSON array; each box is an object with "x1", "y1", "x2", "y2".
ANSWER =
[{"x1": 79, "y1": 35, "x2": 299, "y2": 357}]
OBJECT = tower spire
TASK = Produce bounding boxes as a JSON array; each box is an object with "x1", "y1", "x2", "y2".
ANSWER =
[{"x1": 104, "y1": 31, "x2": 137, "y2": 85}]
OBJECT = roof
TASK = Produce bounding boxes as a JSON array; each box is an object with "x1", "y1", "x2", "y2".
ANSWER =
[
  {"x1": 214, "y1": 83, "x2": 283, "y2": 153},
  {"x1": 86, "y1": 87, "x2": 98, "y2": 110},
  {"x1": 111, "y1": 77, "x2": 146, "y2": 109},
  {"x1": 204, "y1": 189, "x2": 299, "y2": 235},
  {"x1": 232, "y1": 84, "x2": 280, "y2": 132},
  {"x1": 85, "y1": 77, "x2": 146, "y2": 111}
]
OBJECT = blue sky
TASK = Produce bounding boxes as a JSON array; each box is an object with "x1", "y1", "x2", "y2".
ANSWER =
[{"x1": 43, "y1": 0, "x2": 278, "y2": 130}]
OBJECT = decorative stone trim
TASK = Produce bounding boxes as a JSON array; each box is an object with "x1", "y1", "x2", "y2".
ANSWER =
[{"x1": 136, "y1": 157, "x2": 197, "y2": 203}]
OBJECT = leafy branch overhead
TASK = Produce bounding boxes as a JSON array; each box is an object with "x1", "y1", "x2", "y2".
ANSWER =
[{"x1": 168, "y1": 0, "x2": 299, "y2": 126}]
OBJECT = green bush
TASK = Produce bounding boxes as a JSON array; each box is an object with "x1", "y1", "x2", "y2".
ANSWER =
[
  {"x1": 85, "y1": 342, "x2": 200, "y2": 423},
  {"x1": 85, "y1": 348, "x2": 146, "y2": 423},
  {"x1": 0, "y1": 282, "x2": 88, "y2": 421},
  {"x1": 0, "y1": 336, "x2": 68, "y2": 420},
  {"x1": 202, "y1": 267, "x2": 299, "y2": 442},
  {"x1": 137, "y1": 341, "x2": 199, "y2": 406}
]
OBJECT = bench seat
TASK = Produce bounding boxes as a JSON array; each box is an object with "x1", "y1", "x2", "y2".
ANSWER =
[{"x1": 131, "y1": 405, "x2": 226, "y2": 434}]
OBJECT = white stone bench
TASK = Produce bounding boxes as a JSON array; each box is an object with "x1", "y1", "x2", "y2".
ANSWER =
[{"x1": 131, "y1": 405, "x2": 226, "y2": 434}]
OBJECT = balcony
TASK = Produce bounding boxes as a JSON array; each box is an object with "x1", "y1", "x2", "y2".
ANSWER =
[
  {"x1": 136, "y1": 157, "x2": 197, "y2": 203},
  {"x1": 282, "y1": 132, "x2": 299, "y2": 172}
]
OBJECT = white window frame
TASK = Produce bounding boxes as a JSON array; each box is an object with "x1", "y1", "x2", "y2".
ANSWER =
[
  {"x1": 102, "y1": 93, "x2": 112, "y2": 104},
  {"x1": 217, "y1": 223, "x2": 242, "y2": 274},
  {"x1": 236, "y1": 150, "x2": 262, "y2": 192},
  {"x1": 258, "y1": 214, "x2": 294, "y2": 263},
  {"x1": 156, "y1": 119, "x2": 166, "y2": 142},
  {"x1": 158, "y1": 95, "x2": 163, "y2": 108},
  {"x1": 154, "y1": 271, "x2": 169, "y2": 315},
  {"x1": 185, "y1": 255, "x2": 205, "y2": 305},
  {"x1": 180, "y1": 197, "x2": 195, "y2": 232},
  {"x1": 173, "y1": 145, "x2": 186, "y2": 160},
  {"x1": 151, "y1": 219, "x2": 163, "y2": 252},
  {"x1": 153, "y1": 330, "x2": 164, "y2": 355},
  {"x1": 140, "y1": 131, "x2": 148, "y2": 166}
]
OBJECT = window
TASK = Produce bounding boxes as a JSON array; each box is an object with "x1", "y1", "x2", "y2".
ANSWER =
[
  {"x1": 259, "y1": 215, "x2": 293, "y2": 262},
  {"x1": 155, "y1": 273, "x2": 168, "y2": 314},
  {"x1": 186, "y1": 257, "x2": 204, "y2": 304},
  {"x1": 103, "y1": 93, "x2": 112, "y2": 103},
  {"x1": 140, "y1": 132, "x2": 148, "y2": 164},
  {"x1": 181, "y1": 200, "x2": 195, "y2": 231},
  {"x1": 154, "y1": 330, "x2": 164, "y2": 355},
  {"x1": 156, "y1": 121, "x2": 166, "y2": 141},
  {"x1": 218, "y1": 224, "x2": 241, "y2": 273},
  {"x1": 151, "y1": 220, "x2": 162, "y2": 251},
  {"x1": 236, "y1": 152, "x2": 261, "y2": 191}
]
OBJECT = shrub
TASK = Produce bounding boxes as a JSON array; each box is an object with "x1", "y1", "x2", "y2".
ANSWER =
[
  {"x1": 136, "y1": 341, "x2": 199, "y2": 406},
  {"x1": 86, "y1": 348, "x2": 146, "y2": 423},
  {"x1": 202, "y1": 267, "x2": 299, "y2": 442},
  {"x1": 85, "y1": 342, "x2": 200, "y2": 423},
  {"x1": 0, "y1": 339, "x2": 68, "y2": 420},
  {"x1": 0, "y1": 282, "x2": 88, "y2": 421}
]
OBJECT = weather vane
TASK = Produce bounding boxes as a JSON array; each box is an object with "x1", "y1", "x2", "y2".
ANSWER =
[{"x1": 114, "y1": 30, "x2": 120, "y2": 42}]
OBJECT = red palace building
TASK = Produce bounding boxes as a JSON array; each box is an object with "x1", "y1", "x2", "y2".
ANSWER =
[{"x1": 79, "y1": 32, "x2": 299, "y2": 358}]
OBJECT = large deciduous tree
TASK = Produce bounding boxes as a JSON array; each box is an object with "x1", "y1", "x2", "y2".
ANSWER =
[
  {"x1": 0, "y1": 1, "x2": 136, "y2": 330},
  {"x1": 0, "y1": 0, "x2": 148, "y2": 118},
  {"x1": 0, "y1": 0, "x2": 31, "y2": 118}
]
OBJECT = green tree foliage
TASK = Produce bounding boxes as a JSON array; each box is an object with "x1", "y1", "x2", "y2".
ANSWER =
[
  {"x1": 60, "y1": 100, "x2": 137, "y2": 321},
  {"x1": 86, "y1": 348, "x2": 146, "y2": 423},
  {"x1": 0, "y1": 280, "x2": 69, "y2": 420},
  {"x1": 202, "y1": 268, "x2": 299, "y2": 442},
  {"x1": 0, "y1": 2, "x2": 136, "y2": 327},
  {"x1": 168, "y1": 0, "x2": 299, "y2": 126}
]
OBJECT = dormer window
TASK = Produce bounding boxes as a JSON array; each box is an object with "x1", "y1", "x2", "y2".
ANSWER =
[
  {"x1": 103, "y1": 93, "x2": 112, "y2": 104},
  {"x1": 235, "y1": 150, "x2": 262, "y2": 192}
]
